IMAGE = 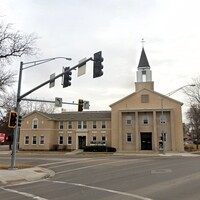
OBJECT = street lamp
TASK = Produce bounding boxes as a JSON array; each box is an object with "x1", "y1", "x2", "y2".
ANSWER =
[
  {"x1": 165, "y1": 84, "x2": 196, "y2": 96},
  {"x1": 11, "y1": 57, "x2": 71, "y2": 169},
  {"x1": 160, "y1": 84, "x2": 196, "y2": 154}
]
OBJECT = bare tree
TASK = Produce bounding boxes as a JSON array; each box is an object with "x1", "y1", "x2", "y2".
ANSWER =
[
  {"x1": 184, "y1": 75, "x2": 200, "y2": 148},
  {"x1": 183, "y1": 76, "x2": 200, "y2": 104},
  {"x1": 0, "y1": 19, "x2": 38, "y2": 115},
  {"x1": 0, "y1": 68, "x2": 16, "y2": 93},
  {"x1": 0, "y1": 21, "x2": 38, "y2": 64},
  {"x1": 20, "y1": 99, "x2": 57, "y2": 115},
  {"x1": 186, "y1": 104, "x2": 200, "y2": 149}
]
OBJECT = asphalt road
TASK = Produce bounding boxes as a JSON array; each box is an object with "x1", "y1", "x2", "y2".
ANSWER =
[{"x1": 0, "y1": 153, "x2": 200, "y2": 200}]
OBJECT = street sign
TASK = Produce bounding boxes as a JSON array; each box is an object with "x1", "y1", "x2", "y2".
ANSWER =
[
  {"x1": 55, "y1": 97, "x2": 62, "y2": 107},
  {"x1": 77, "y1": 58, "x2": 86, "y2": 77},
  {"x1": 49, "y1": 73, "x2": 55, "y2": 88},
  {"x1": 0, "y1": 133, "x2": 5, "y2": 143},
  {"x1": 83, "y1": 101, "x2": 90, "y2": 109}
]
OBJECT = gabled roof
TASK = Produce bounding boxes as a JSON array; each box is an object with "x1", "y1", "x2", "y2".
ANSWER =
[
  {"x1": 110, "y1": 88, "x2": 183, "y2": 107},
  {"x1": 138, "y1": 47, "x2": 150, "y2": 69},
  {"x1": 23, "y1": 110, "x2": 111, "y2": 121}
]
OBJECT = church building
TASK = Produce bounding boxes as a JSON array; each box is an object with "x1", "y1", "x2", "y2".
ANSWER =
[{"x1": 19, "y1": 48, "x2": 184, "y2": 152}]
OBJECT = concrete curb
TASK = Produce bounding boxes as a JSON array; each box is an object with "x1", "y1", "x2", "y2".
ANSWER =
[{"x1": 0, "y1": 167, "x2": 55, "y2": 185}]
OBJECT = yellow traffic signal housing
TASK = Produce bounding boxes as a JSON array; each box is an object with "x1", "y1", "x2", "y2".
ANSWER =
[{"x1": 8, "y1": 111, "x2": 18, "y2": 128}]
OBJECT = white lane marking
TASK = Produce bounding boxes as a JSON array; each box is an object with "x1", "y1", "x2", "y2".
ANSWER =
[
  {"x1": 38, "y1": 158, "x2": 92, "y2": 167},
  {"x1": 55, "y1": 159, "x2": 149, "y2": 175},
  {"x1": 0, "y1": 187, "x2": 48, "y2": 200},
  {"x1": 49, "y1": 158, "x2": 108, "y2": 169},
  {"x1": 49, "y1": 180, "x2": 153, "y2": 200}
]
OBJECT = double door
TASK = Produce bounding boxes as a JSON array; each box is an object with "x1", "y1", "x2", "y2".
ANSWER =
[{"x1": 141, "y1": 132, "x2": 152, "y2": 150}]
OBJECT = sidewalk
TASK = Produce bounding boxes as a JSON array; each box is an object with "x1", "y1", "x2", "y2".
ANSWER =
[
  {"x1": 0, "y1": 167, "x2": 55, "y2": 185},
  {"x1": 114, "y1": 151, "x2": 200, "y2": 157}
]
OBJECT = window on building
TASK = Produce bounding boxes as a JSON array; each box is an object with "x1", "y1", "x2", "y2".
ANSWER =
[
  {"x1": 141, "y1": 94, "x2": 149, "y2": 103},
  {"x1": 24, "y1": 136, "x2": 29, "y2": 145},
  {"x1": 93, "y1": 121, "x2": 97, "y2": 129},
  {"x1": 39, "y1": 136, "x2": 45, "y2": 145},
  {"x1": 160, "y1": 114, "x2": 166, "y2": 124},
  {"x1": 143, "y1": 116, "x2": 148, "y2": 124},
  {"x1": 78, "y1": 121, "x2": 87, "y2": 129},
  {"x1": 59, "y1": 136, "x2": 64, "y2": 145},
  {"x1": 67, "y1": 135, "x2": 72, "y2": 145},
  {"x1": 102, "y1": 121, "x2": 106, "y2": 129},
  {"x1": 32, "y1": 119, "x2": 38, "y2": 129},
  {"x1": 126, "y1": 133, "x2": 132, "y2": 142},
  {"x1": 92, "y1": 136, "x2": 97, "y2": 142},
  {"x1": 67, "y1": 121, "x2": 72, "y2": 129},
  {"x1": 78, "y1": 121, "x2": 82, "y2": 129},
  {"x1": 126, "y1": 116, "x2": 132, "y2": 125},
  {"x1": 83, "y1": 121, "x2": 87, "y2": 129},
  {"x1": 59, "y1": 121, "x2": 64, "y2": 129},
  {"x1": 102, "y1": 136, "x2": 106, "y2": 145},
  {"x1": 102, "y1": 136, "x2": 106, "y2": 141},
  {"x1": 32, "y1": 136, "x2": 37, "y2": 145}
]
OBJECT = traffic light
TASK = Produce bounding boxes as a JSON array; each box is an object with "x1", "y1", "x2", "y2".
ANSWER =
[
  {"x1": 93, "y1": 51, "x2": 104, "y2": 78},
  {"x1": 18, "y1": 115, "x2": 22, "y2": 127},
  {"x1": 63, "y1": 67, "x2": 72, "y2": 88},
  {"x1": 78, "y1": 99, "x2": 84, "y2": 112},
  {"x1": 8, "y1": 111, "x2": 18, "y2": 128}
]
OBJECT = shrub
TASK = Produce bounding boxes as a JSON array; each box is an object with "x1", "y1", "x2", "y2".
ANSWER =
[{"x1": 83, "y1": 145, "x2": 116, "y2": 152}]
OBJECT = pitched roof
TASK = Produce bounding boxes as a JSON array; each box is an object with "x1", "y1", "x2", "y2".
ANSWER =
[
  {"x1": 39, "y1": 111, "x2": 111, "y2": 121},
  {"x1": 138, "y1": 48, "x2": 150, "y2": 69},
  {"x1": 110, "y1": 88, "x2": 183, "y2": 107}
]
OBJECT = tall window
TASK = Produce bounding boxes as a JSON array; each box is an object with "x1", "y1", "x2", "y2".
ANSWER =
[
  {"x1": 83, "y1": 121, "x2": 87, "y2": 129},
  {"x1": 93, "y1": 121, "x2": 97, "y2": 129},
  {"x1": 101, "y1": 121, "x2": 106, "y2": 129},
  {"x1": 78, "y1": 121, "x2": 87, "y2": 129},
  {"x1": 40, "y1": 136, "x2": 45, "y2": 145},
  {"x1": 67, "y1": 135, "x2": 72, "y2": 145},
  {"x1": 78, "y1": 121, "x2": 82, "y2": 129},
  {"x1": 32, "y1": 136, "x2": 37, "y2": 145},
  {"x1": 59, "y1": 136, "x2": 64, "y2": 145},
  {"x1": 59, "y1": 121, "x2": 64, "y2": 129},
  {"x1": 102, "y1": 136, "x2": 106, "y2": 145},
  {"x1": 126, "y1": 116, "x2": 132, "y2": 125},
  {"x1": 32, "y1": 119, "x2": 38, "y2": 129},
  {"x1": 92, "y1": 136, "x2": 97, "y2": 142},
  {"x1": 24, "y1": 136, "x2": 29, "y2": 145},
  {"x1": 67, "y1": 121, "x2": 72, "y2": 129},
  {"x1": 143, "y1": 116, "x2": 148, "y2": 124},
  {"x1": 126, "y1": 133, "x2": 132, "y2": 142}
]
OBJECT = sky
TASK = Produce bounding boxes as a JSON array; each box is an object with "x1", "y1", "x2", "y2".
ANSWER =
[{"x1": 1, "y1": 0, "x2": 200, "y2": 120}]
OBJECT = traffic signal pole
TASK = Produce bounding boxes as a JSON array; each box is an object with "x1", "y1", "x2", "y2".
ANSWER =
[
  {"x1": 10, "y1": 57, "x2": 72, "y2": 169},
  {"x1": 10, "y1": 56, "x2": 93, "y2": 169}
]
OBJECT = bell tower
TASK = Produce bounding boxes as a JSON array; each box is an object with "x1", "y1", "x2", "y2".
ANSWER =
[{"x1": 135, "y1": 43, "x2": 154, "y2": 91}]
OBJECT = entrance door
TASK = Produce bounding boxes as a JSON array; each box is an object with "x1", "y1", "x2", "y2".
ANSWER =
[
  {"x1": 141, "y1": 132, "x2": 152, "y2": 150},
  {"x1": 78, "y1": 136, "x2": 86, "y2": 149}
]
